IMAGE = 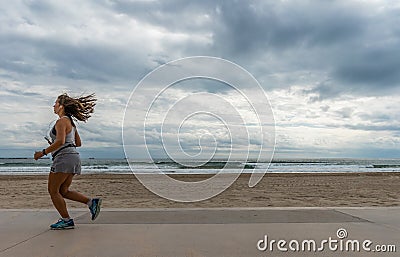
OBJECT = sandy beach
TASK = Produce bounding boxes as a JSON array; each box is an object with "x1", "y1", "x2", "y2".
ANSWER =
[{"x1": 1, "y1": 172, "x2": 399, "y2": 209}]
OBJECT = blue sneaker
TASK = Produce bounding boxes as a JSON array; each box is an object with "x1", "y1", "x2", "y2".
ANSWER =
[
  {"x1": 89, "y1": 198, "x2": 102, "y2": 221},
  {"x1": 50, "y1": 218, "x2": 75, "y2": 230}
]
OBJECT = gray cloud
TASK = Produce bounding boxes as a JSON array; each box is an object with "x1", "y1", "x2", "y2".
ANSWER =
[
  {"x1": 335, "y1": 107, "x2": 355, "y2": 119},
  {"x1": 358, "y1": 112, "x2": 393, "y2": 123},
  {"x1": 0, "y1": 35, "x2": 149, "y2": 84},
  {"x1": 333, "y1": 46, "x2": 400, "y2": 91},
  {"x1": 105, "y1": 0, "x2": 216, "y2": 32},
  {"x1": 25, "y1": 0, "x2": 55, "y2": 16},
  {"x1": 43, "y1": 42, "x2": 139, "y2": 83},
  {"x1": 344, "y1": 124, "x2": 400, "y2": 132},
  {"x1": 2, "y1": 0, "x2": 399, "y2": 96},
  {"x1": 304, "y1": 80, "x2": 344, "y2": 102},
  {"x1": 211, "y1": 1, "x2": 400, "y2": 97},
  {"x1": 213, "y1": 0, "x2": 366, "y2": 55},
  {"x1": 0, "y1": 87, "x2": 41, "y2": 97}
]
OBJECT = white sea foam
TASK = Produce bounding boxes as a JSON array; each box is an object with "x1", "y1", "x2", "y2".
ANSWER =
[{"x1": 0, "y1": 158, "x2": 399, "y2": 175}]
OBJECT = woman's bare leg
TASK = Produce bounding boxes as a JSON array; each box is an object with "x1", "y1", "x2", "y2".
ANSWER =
[
  {"x1": 48, "y1": 172, "x2": 70, "y2": 218},
  {"x1": 59, "y1": 174, "x2": 90, "y2": 204}
]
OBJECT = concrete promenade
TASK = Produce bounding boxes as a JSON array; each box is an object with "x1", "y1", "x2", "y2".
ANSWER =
[{"x1": 0, "y1": 207, "x2": 399, "y2": 257}]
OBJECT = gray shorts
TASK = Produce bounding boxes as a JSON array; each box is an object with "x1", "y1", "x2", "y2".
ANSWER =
[{"x1": 50, "y1": 153, "x2": 81, "y2": 174}]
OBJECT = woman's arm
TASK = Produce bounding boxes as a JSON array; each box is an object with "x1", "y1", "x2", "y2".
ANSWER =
[
  {"x1": 46, "y1": 119, "x2": 67, "y2": 152},
  {"x1": 34, "y1": 119, "x2": 67, "y2": 160}
]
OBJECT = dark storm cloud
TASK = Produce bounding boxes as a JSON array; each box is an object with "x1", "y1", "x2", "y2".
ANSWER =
[
  {"x1": 333, "y1": 45, "x2": 400, "y2": 91},
  {"x1": 43, "y1": 42, "x2": 139, "y2": 83},
  {"x1": 213, "y1": 0, "x2": 366, "y2": 55},
  {"x1": 108, "y1": 0, "x2": 367, "y2": 59},
  {"x1": 210, "y1": 0, "x2": 400, "y2": 97},
  {"x1": 2, "y1": 0, "x2": 399, "y2": 98},
  {"x1": 0, "y1": 34, "x2": 148, "y2": 83},
  {"x1": 0, "y1": 35, "x2": 44, "y2": 76}
]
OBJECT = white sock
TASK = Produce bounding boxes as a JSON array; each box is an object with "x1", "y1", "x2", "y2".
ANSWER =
[
  {"x1": 87, "y1": 199, "x2": 93, "y2": 207},
  {"x1": 62, "y1": 217, "x2": 71, "y2": 222}
]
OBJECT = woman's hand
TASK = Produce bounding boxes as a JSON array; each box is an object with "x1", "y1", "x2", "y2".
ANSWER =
[{"x1": 34, "y1": 151, "x2": 44, "y2": 160}]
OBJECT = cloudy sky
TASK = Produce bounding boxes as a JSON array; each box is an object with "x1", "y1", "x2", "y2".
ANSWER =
[{"x1": 0, "y1": 0, "x2": 399, "y2": 159}]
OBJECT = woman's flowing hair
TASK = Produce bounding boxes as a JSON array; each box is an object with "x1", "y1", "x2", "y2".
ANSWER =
[{"x1": 57, "y1": 93, "x2": 97, "y2": 124}]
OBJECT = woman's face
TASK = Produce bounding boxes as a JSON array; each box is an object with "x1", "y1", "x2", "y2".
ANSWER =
[{"x1": 53, "y1": 99, "x2": 62, "y2": 114}]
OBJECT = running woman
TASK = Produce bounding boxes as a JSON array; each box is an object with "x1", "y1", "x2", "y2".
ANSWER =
[{"x1": 34, "y1": 93, "x2": 101, "y2": 229}]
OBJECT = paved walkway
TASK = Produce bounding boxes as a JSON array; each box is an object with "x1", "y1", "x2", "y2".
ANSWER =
[{"x1": 0, "y1": 207, "x2": 399, "y2": 257}]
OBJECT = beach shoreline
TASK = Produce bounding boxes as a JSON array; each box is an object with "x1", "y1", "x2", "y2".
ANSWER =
[{"x1": 1, "y1": 172, "x2": 399, "y2": 209}]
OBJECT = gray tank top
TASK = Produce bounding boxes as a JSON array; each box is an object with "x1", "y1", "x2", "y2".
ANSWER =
[{"x1": 49, "y1": 116, "x2": 78, "y2": 155}]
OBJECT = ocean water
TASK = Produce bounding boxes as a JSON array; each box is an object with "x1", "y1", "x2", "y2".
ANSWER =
[{"x1": 0, "y1": 158, "x2": 399, "y2": 175}]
